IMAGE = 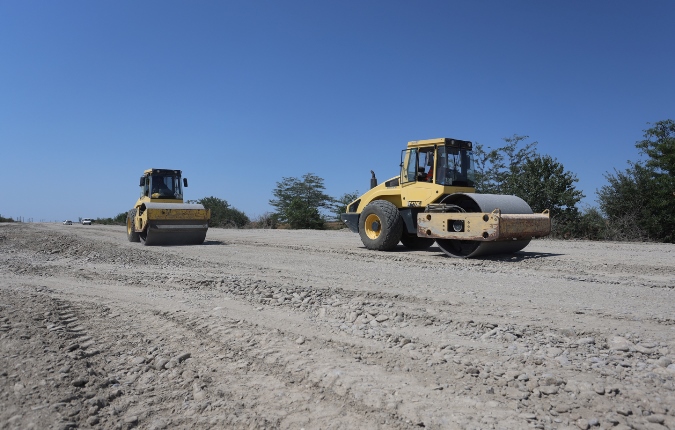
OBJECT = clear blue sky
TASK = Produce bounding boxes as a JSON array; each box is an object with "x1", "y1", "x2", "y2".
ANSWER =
[{"x1": 2, "y1": 1, "x2": 673, "y2": 222}]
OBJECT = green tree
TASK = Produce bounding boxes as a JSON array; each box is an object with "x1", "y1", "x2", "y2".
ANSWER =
[
  {"x1": 503, "y1": 155, "x2": 584, "y2": 234},
  {"x1": 286, "y1": 197, "x2": 324, "y2": 229},
  {"x1": 635, "y1": 119, "x2": 675, "y2": 176},
  {"x1": 474, "y1": 135, "x2": 538, "y2": 194},
  {"x1": 269, "y1": 173, "x2": 333, "y2": 229},
  {"x1": 329, "y1": 191, "x2": 360, "y2": 222},
  {"x1": 598, "y1": 120, "x2": 675, "y2": 242},
  {"x1": 636, "y1": 120, "x2": 675, "y2": 241},
  {"x1": 575, "y1": 207, "x2": 608, "y2": 240},
  {"x1": 474, "y1": 135, "x2": 584, "y2": 236},
  {"x1": 194, "y1": 196, "x2": 250, "y2": 228},
  {"x1": 597, "y1": 164, "x2": 653, "y2": 241}
]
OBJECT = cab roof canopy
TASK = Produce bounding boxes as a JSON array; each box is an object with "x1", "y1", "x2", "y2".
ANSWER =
[
  {"x1": 143, "y1": 168, "x2": 182, "y2": 176},
  {"x1": 407, "y1": 138, "x2": 472, "y2": 149}
]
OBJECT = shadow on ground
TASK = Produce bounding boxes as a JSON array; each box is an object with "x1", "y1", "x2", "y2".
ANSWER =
[{"x1": 380, "y1": 244, "x2": 563, "y2": 260}]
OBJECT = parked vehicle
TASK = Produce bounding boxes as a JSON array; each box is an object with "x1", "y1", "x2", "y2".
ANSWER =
[
  {"x1": 63, "y1": 220, "x2": 72, "y2": 225},
  {"x1": 82, "y1": 218, "x2": 92, "y2": 225}
]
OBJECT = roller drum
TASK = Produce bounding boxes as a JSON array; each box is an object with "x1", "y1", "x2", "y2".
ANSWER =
[
  {"x1": 141, "y1": 202, "x2": 209, "y2": 246},
  {"x1": 142, "y1": 227, "x2": 207, "y2": 246},
  {"x1": 435, "y1": 193, "x2": 533, "y2": 258}
]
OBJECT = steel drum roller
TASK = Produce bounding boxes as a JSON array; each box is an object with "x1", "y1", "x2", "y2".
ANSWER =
[{"x1": 435, "y1": 193, "x2": 534, "y2": 258}]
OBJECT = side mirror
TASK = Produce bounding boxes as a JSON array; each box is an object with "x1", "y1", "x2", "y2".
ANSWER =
[
  {"x1": 139, "y1": 176, "x2": 145, "y2": 187},
  {"x1": 183, "y1": 178, "x2": 188, "y2": 187}
]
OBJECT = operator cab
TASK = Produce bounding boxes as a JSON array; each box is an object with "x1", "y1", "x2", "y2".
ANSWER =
[
  {"x1": 139, "y1": 169, "x2": 187, "y2": 200},
  {"x1": 401, "y1": 138, "x2": 475, "y2": 187}
]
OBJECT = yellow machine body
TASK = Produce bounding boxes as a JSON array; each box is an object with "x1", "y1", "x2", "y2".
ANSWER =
[
  {"x1": 341, "y1": 138, "x2": 551, "y2": 258},
  {"x1": 126, "y1": 168, "x2": 210, "y2": 246}
]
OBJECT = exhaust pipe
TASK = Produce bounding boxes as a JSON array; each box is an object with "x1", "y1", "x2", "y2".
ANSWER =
[{"x1": 370, "y1": 170, "x2": 377, "y2": 189}]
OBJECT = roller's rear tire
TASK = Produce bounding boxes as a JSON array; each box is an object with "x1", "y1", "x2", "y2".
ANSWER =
[
  {"x1": 126, "y1": 209, "x2": 140, "y2": 242},
  {"x1": 400, "y1": 233, "x2": 434, "y2": 250},
  {"x1": 139, "y1": 225, "x2": 155, "y2": 246},
  {"x1": 358, "y1": 200, "x2": 403, "y2": 251}
]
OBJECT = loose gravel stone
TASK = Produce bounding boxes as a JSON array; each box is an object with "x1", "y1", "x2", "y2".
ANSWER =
[
  {"x1": 656, "y1": 357, "x2": 672, "y2": 367},
  {"x1": 124, "y1": 415, "x2": 139, "y2": 424},
  {"x1": 154, "y1": 357, "x2": 169, "y2": 370},
  {"x1": 175, "y1": 352, "x2": 191, "y2": 362},
  {"x1": 71, "y1": 378, "x2": 88, "y2": 387},
  {"x1": 616, "y1": 406, "x2": 632, "y2": 416},
  {"x1": 539, "y1": 385, "x2": 559, "y2": 395},
  {"x1": 646, "y1": 414, "x2": 665, "y2": 424},
  {"x1": 576, "y1": 418, "x2": 589, "y2": 429},
  {"x1": 609, "y1": 336, "x2": 633, "y2": 352}
]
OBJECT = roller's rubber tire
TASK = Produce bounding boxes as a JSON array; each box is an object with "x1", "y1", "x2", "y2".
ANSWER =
[
  {"x1": 400, "y1": 233, "x2": 435, "y2": 250},
  {"x1": 358, "y1": 200, "x2": 403, "y2": 251},
  {"x1": 139, "y1": 227, "x2": 155, "y2": 246},
  {"x1": 126, "y1": 209, "x2": 140, "y2": 242}
]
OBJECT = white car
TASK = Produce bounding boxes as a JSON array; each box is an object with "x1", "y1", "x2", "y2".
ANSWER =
[
  {"x1": 63, "y1": 220, "x2": 72, "y2": 225},
  {"x1": 82, "y1": 218, "x2": 92, "y2": 225}
]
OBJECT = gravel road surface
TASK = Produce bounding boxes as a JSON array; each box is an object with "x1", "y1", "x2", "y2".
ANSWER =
[{"x1": 1, "y1": 222, "x2": 674, "y2": 429}]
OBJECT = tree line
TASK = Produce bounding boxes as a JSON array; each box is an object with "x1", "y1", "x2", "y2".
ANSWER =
[{"x1": 99, "y1": 119, "x2": 673, "y2": 243}]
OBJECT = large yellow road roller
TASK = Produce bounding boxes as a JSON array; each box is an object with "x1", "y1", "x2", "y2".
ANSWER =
[
  {"x1": 126, "y1": 169, "x2": 210, "y2": 246},
  {"x1": 340, "y1": 138, "x2": 550, "y2": 258}
]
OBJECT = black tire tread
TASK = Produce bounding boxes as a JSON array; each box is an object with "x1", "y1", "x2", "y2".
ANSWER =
[
  {"x1": 126, "y1": 209, "x2": 140, "y2": 242},
  {"x1": 358, "y1": 200, "x2": 403, "y2": 251},
  {"x1": 140, "y1": 228, "x2": 153, "y2": 246}
]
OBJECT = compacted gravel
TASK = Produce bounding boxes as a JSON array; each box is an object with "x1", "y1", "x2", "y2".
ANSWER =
[{"x1": 1, "y1": 222, "x2": 674, "y2": 430}]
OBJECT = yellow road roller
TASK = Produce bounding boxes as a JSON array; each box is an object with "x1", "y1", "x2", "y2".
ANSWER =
[
  {"x1": 127, "y1": 168, "x2": 210, "y2": 246},
  {"x1": 340, "y1": 138, "x2": 550, "y2": 258}
]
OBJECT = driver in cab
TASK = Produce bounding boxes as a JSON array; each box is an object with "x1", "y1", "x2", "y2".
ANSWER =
[{"x1": 151, "y1": 177, "x2": 172, "y2": 197}]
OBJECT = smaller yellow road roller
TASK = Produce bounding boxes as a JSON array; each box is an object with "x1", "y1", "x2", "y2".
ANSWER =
[{"x1": 127, "y1": 169, "x2": 210, "y2": 246}]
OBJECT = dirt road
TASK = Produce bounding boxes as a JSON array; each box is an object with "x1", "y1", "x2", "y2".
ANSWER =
[{"x1": 1, "y1": 222, "x2": 674, "y2": 429}]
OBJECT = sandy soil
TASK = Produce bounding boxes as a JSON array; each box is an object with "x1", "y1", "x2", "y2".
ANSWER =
[{"x1": 1, "y1": 222, "x2": 674, "y2": 430}]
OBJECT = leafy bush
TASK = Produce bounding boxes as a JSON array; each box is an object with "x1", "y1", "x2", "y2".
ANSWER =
[
  {"x1": 192, "y1": 196, "x2": 250, "y2": 228},
  {"x1": 247, "y1": 212, "x2": 279, "y2": 229}
]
